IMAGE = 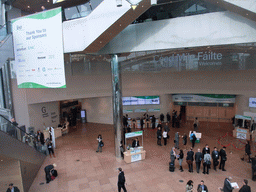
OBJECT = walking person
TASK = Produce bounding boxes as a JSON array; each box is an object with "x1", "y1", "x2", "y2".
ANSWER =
[
  {"x1": 193, "y1": 117, "x2": 199, "y2": 130},
  {"x1": 219, "y1": 146, "x2": 227, "y2": 171},
  {"x1": 195, "y1": 148, "x2": 203, "y2": 173},
  {"x1": 6, "y1": 183, "x2": 20, "y2": 192},
  {"x1": 203, "y1": 151, "x2": 211, "y2": 174},
  {"x1": 163, "y1": 129, "x2": 168, "y2": 146},
  {"x1": 152, "y1": 115, "x2": 156, "y2": 129},
  {"x1": 182, "y1": 133, "x2": 187, "y2": 146},
  {"x1": 197, "y1": 180, "x2": 208, "y2": 192},
  {"x1": 174, "y1": 132, "x2": 179, "y2": 149},
  {"x1": 178, "y1": 149, "x2": 184, "y2": 172},
  {"x1": 157, "y1": 127, "x2": 162, "y2": 146},
  {"x1": 164, "y1": 122, "x2": 170, "y2": 138},
  {"x1": 47, "y1": 140, "x2": 56, "y2": 158},
  {"x1": 96, "y1": 134, "x2": 103, "y2": 152},
  {"x1": 117, "y1": 168, "x2": 127, "y2": 192},
  {"x1": 166, "y1": 112, "x2": 171, "y2": 123},
  {"x1": 245, "y1": 141, "x2": 251, "y2": 162}
]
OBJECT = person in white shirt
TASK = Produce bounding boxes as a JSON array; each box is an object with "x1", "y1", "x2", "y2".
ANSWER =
[{"x1": 163, "y1": 129, "x2": 168, "y2": 146}]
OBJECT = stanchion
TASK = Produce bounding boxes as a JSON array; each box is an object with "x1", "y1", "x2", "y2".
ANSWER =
[{"x1": 230, "y1": 141, "x2": 233, "y2": 154}]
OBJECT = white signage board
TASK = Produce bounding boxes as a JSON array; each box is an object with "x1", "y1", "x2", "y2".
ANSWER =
[
  {"x1": 125, "y1": 131, "x2": 143, "y2": 139},
  {"x1": 131, "y1": 153, "x2": 142, "y2": 162},
  {"x1": 12, "y1": 7, "x2": 66, "y2": 88},
  {"x1": 249, "y1": 98, "x2": 256, "y2": 108},
  {"x1": 172, "y1": 94, "x2": 235, "y2": 103}
]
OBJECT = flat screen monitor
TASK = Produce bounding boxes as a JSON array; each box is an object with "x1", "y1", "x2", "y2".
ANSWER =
[{"x1": 249, "y1": 98, "x2": 256, "y2": 108}]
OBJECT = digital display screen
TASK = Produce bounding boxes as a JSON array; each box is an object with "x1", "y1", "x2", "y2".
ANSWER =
[{"x1": 122, "y1": 96, "x2": 160, "y2": 105}]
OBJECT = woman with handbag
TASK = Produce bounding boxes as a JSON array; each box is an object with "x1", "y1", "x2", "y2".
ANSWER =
[
  {"x1": 178, "y1": 149, "x2": 184, "y2": 172},
  {"x1": 203, "y1": 151, "x2": 211, "y2": 174},
  {"x1": 96, "y1": 134, "x2": 103, "y2": 152}
]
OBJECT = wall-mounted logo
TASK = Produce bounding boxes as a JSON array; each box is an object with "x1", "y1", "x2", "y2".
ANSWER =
[
  {"x1": 42, "y1": 107, "x2": 49, "y2": 118},
  {"x1": 42, "y1": 67, "x2": 46, "y2": 72},
  {"x1": 16, "y1": 25, "x2": 22, "y2": 30},
  {"x1": 37, "y1": 56, "x2": 46, "y2": 59},
  {"x1": 18, "y1": 59, "x2": 25, "y2": 63}
]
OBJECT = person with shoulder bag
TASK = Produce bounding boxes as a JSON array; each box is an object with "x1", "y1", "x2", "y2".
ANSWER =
[
  {"x1": 96, "y1": 134, "x2": 103, "y2": 152},
  {"x1": 203, "y1": 152, "x2": 211, "y2": 174}
]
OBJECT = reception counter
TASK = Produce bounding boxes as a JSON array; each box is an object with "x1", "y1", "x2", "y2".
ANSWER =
[{"x1": 124, "y1": 147, "x2": 146, "y2": 163}]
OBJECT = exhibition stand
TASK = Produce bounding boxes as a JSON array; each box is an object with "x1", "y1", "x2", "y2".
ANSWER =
[
  {"x1": 233, "y1": 115, "x2": 252, "y2": 140},
  {"x1": 123, "y1": 131, "x2": 146, "y2": 163},
  {"x1": 189, "y1": 131, "x2": 202, "y2": 143}
]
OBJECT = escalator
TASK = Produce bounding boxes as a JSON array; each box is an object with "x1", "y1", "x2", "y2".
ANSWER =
[{"x1": 0, "y1": 114, "x2": 46, "y2": 192}]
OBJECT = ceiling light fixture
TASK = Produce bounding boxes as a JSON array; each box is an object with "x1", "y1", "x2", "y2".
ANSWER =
[{"x1": 116, "y1": 0, "x2": 143, "y2": 10}]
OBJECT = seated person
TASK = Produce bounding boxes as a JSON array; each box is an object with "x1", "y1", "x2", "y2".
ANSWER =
[{"x1": 132, "y1": 138, "x2": 140, "y2": 148}]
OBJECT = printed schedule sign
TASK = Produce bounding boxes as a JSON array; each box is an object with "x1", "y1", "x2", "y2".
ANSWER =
[{"x1": 12, "y1": 7, "x2": 66, "y2": 88}]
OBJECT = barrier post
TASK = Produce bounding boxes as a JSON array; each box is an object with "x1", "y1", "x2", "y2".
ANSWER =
[{"x1": 230, "y1": 141, "x2": 233, "y2": 154}]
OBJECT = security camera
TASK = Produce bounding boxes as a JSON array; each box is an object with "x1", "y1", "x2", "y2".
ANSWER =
[{"x1": 116, "y1": 0, "x2": 122, "y2": 7}]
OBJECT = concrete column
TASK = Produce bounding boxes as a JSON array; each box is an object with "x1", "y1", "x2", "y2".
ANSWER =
[{"x1": 111, "y1": 54, "x2": 123, "y2": 158}]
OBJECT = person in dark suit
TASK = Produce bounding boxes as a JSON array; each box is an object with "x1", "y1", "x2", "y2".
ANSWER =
[
  {"x1": 157, "y1": 127, "x2": 162, "y2": 146},
  {"x1": 160, "y1": 113, "x2": 164, "y2": 122},
  {"x1": 195, "y1": 148, "x2": 203, "y2": 173},
  {"x1": 44, "y1": 163, "x2": 57, "y2": 183},
  {"x1": 140, "y1": 117, "x2": 144, "y2": 130},
  {"x1": 132, "y1": 138, "x2": 140, "y2": 148},
  {"x1": 212, "y1": 147, "x2": 219, "y2": 171},
  {"x1": 151, "y1": 115, "x2": 156, "y2": 129},
  {"x1": 239, "y1": 179, "x2": 251, "y2": 192},
  {"x1": 223, "y1": 177, "x2": 235, "y2": 192},
  {"x1": 186, "y1": 147, "x2": 194, "y2": 172},
  {"x1": 37, "y1": 130, "x2": 45, "y2": 145},
  {"x1": 6, "y1": 183, "x2": 20, "y2": 192},
  {"x1": 219, "y1": 146, "x2": 227, "y2": 171},
  {"x1": 197, "y1": 180, "x2": 208, "y2": 192},
  {"x1": 202, "y1": 144, "x2": 210, "y2": 158},
  {"x1": 166, "y1": 112, "x2": 171, "y2": 123},
  {"x1": 245, "y1": 141, "x2": 251, "y2": 162},
  {"x1": 117, "y1": 168, "x2": 127, "y2": 192}
]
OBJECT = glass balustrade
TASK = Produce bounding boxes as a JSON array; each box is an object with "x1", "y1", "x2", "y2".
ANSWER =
[{"x1": 0, "y1": 115, "x2": 47, "y2": 155}]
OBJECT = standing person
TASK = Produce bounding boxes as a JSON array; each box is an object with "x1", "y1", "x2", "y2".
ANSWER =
[
  {"x1": 152, "y1": 115, "x2": 156, "y2": 129},
  {"x1": 186, "y1": 147, "x2": 194, "y2": 172},
  {"x1": 174, "y1": 132, "x2": 179, "y2": 149},
  {"x1": 202, "y1": 144, "x2": 210, "y2": 158},
  {"x1": 245, "y1": 141, "x2": 251, "y2": 162},
  {"x1": 96, "y1": 134, "x2": 103, "y2": 152},
  {"x1": 164, "y1": 123, "x2": 170, "y2": 138},
  {"x1": 166, "y1": 112, "x2": 171, "y2": 123},
  {"x1": 6, "y1": 183, "x2": 20, "y2": 192},
  {"x1": 160, "y1": 113, "x2": 164, "y2": 123},
  {"x1": 219, "y1": 146, "x2": 227, "y2": 171},
  {"x1": 197, "y1": 180, "x2": 208, "y2": 192},
  {"x1": 195, "y1": 148, "x2": 203, "y2": 173},
  {"x1": 140, "y1": 117, "x2": 144, "y2": 130},
  {"x1": 178, "y1": 149, "x2": 184, "y2": 172},
  {"x1": 44, "y1": 163, "x2": 57, "y2": 184},
  {"x1": 172, "y1": 110, "x2": 176, "y2": 128},
  {"x1": 239, "y1": 179, "x2": 251, "y2": 192},
  {"x1": 132, "y1": 138, "x2": 140, "y2": 148},
  {"x1": 37, "y1": 130, "x2": 45, "y2": 145},
  {"x1": 47, "y1": 140, "x2": 56, "y2": 158},
  {"x1": 203, "y1": 151, "x2": 211, "y2": 174},
  {"x1": 120, "y1": 141, "x2": 124, "y2": 159},
  {"x1": 223, "y1": 177, "x2": 235, "y2": 192},
  {"x1": 157, "y1": 127, "x2": 162, "y2": 146},
  {"x1": 182, "y1": 133, "x2": 187, "y2": 146},
  {"x1": 212, "y1": 147, "x2": 219, "y2": 171},
  {"x1": 170, "y1": 147, "x2": 176, "y2": 165},
  {"x1": 163, "y1": 129, "x2": 168, "y2": 146},
  {"x1": 117, "y1": 168, "x2": 127, "y2": 192},
  {"x1": 186, "y1": 180, "x2": 194, "y2": 192},
  {"x1": 193, "y1": 117, "x2": 199, "y2": 130},
  {"x1": 190, "y1": 131, "x2": 197, "y2": 148}
]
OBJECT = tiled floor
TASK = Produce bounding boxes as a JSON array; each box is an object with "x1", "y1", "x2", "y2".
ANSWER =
[{"x1": 29, "y1": 121, "x2": 256, "y2": 192}]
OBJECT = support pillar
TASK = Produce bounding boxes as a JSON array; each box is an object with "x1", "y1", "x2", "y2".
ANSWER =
[{"x1": 111, "y1": 54, "x2": 123, "y2": 158}]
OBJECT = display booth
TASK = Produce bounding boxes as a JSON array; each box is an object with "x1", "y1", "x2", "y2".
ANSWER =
[
  {"x1": 123, "y1": 131, "x2": 146, "y2": 163},
  {"x1": 189, "y1": 131, "x2": 202, "y2": 143},
  {"x1": 233, "y1": 115, "x2": 252, "y2": 140}
]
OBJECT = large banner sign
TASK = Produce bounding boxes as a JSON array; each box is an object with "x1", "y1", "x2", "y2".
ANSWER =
[
  {"x1": 172, "y1": 94, "x2": 236, "y2": 103},
  {"x1": 12, "y1": 7, "x2": 66, "y2": 88},
  {"x1": 122, "y1": 96, "x2": 160, "y2": 105}
]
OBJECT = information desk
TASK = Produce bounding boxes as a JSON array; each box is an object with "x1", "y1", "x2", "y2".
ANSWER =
[
  {"x1": 233, "y1": 127, "x2": 250, "y2": 140},
  {"x1": 124, "y1": 147, "x2": 146, "y2": 163}
]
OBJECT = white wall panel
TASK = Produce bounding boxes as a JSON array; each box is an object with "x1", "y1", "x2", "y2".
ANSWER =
[{"x1": 224, "y1": 0, "x2": 256, "y2": 13}]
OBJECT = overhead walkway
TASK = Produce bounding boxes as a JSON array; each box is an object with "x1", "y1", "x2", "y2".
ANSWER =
[
  {"x1": 0, "y1": 115, "x2": 46, "y2": 192},
  {"x1": 63, "y1": 0, "x2": 152, "y2": 53}
]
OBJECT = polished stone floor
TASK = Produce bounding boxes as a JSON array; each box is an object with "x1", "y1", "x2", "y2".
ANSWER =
[{"x1": 29, "y1": 121, "x2": 256, "y2": 192}]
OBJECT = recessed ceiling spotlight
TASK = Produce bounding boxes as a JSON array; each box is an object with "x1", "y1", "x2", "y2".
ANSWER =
[
  {"x1": 27, "y1": 5, "x2": 30, "y2": 8},
  {"x1": 1, "y1": 160, "x2": 3, "y2": 161},
  {"x1": 47, "y1": 0, "x2": 50, "y2": 2}
]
